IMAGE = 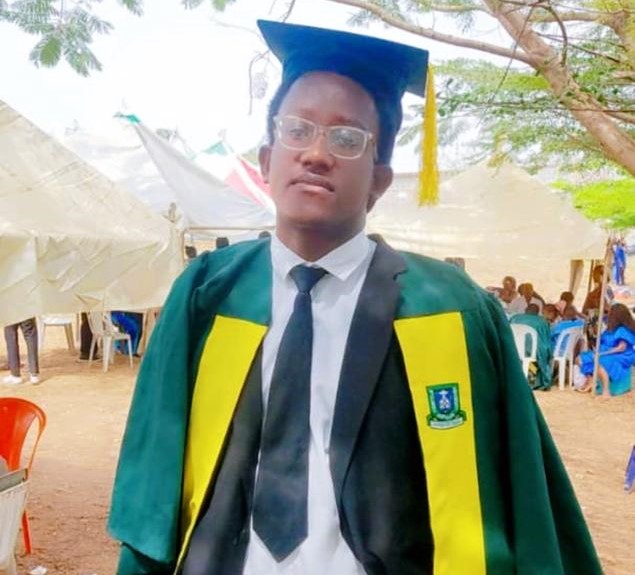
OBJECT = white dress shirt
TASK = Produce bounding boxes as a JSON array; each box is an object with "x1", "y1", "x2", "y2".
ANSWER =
[{"x1": 242, "y1": 231, "x2": 375, "y2": 575}]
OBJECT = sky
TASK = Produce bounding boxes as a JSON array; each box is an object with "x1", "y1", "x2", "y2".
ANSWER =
[{"x1": 0, "y1": 0, "x2": 510, "y2": 172}]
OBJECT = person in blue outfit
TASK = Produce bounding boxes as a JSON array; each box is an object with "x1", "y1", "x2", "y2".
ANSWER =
[
  {"x1": 577, "y1": 303, "x2": 635, "y2": 397},
  {"x1": 612, "y1": 240, "x2": 626, "y2": 286}
]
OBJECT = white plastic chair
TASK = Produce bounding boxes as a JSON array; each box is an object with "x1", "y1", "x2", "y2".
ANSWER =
[
  {"x1": 552, "y1": 325, "x2": 584, "y2": 390},
  {"x1": 0, "y1": 472, "x2": 28, "y2": 575},
  {"x1": 510, "y1": 324, "x2": 538, "y2": 379},
  {"x1": 87, "y1": 312, "x2": 133, "y2": 373},
  {"x1": 38, "y1": 315, "x2": 76, "y2": 352}
]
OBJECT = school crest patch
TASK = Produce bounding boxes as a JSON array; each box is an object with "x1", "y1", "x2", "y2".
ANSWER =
[{"x1": 426, "y1": 383, "x2": 467, "y2": 429}]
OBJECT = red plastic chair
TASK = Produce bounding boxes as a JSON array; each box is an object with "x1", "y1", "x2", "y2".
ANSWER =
[{"x1": 0, "y1": 397, "x2": 46, "y2": 555}]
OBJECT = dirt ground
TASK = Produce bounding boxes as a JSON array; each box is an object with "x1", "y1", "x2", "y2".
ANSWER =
[{"x1": 1, "y1": 328, "x2": 634, "y2": 575}]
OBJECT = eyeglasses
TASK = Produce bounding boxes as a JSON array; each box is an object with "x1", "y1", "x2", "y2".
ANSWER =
[{"x1": 273, "y1": 115, "x2": 377, "y2": 160}]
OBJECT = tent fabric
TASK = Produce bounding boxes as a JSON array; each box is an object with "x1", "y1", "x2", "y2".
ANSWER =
[
  {"x1": 0, "y1": 100, "x2": 183, "y2": 327},
  {"x1": 369, "y1": 162, "x2": 608, "y2": 300},
  {"x1": 63, "y1": 121, "x2": 276, "y2": 234},
  {"x1": 132, "y1": 122, "x2": 275, "y2": 233},
  {"x1": 62, "y1": 121, "x2": 180, "y2": 217}
]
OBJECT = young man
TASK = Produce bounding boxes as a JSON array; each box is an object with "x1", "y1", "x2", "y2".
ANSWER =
[{"x1": 109, "y1": 21, "x2": 602, "y2": 575}]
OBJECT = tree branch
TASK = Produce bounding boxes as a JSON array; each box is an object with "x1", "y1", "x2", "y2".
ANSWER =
[
  {"x1": 536, "y1": 32, "x2": 624, "y2": 65},
  {"x1": 427, "y1": 3, "x2": 488, "y2": 14},
  {"x1": 326, "y1": 0, "x2": 534, "y2": 64},
  {"x1": 529, "y1": 10, "x2": 604, "y2": 24},
  {"x1": 526, "y1": 4, "x2": 632, "y2": 57},
  {"x1": 483, "y1": 0, "x2": 635, "y2": 176},
  {"x1": 605, "y1": 109, "x2": 635, "y2": 125}
]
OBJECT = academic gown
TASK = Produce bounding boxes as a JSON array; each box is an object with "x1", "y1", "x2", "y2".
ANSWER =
[{"x1": 109, "y1": 237, "x2": 602, "y2": 575}]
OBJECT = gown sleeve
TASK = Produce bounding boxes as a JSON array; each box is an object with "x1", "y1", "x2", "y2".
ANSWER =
[
  {"x1": 109, "y1": 255, "x2": 213, "y2": 574},
  {"x1": 484, "y1": 297, "x2": 603, "y2": 574}
]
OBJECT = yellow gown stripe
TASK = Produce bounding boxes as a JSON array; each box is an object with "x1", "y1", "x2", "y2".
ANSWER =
[
  {"x1": 177, "y1": 315, "x2": 266, "y2": 569},
  {"x1": 394, "y1": 313, "x2": 486, "y2": 575}
]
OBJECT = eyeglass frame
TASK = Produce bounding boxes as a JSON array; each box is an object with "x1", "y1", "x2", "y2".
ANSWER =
[{"x1": 273, "y1": 114, "x2": 378, "y2": 161}]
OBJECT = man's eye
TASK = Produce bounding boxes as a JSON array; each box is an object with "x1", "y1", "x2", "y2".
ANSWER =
[
  {"x1": 287, "y1": 124, "x2": 312, "y2": 141},
  {"x1": 332, "y1": 128, "x2": 364, "y2": 149}
]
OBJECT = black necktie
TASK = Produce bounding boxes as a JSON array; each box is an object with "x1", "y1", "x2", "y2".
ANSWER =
[{"x1": 252, "y1": 264, "x2": 327, "y2": 562}]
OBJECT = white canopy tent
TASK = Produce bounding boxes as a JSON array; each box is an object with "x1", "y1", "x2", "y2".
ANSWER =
[
  {"x1": 0, "y1": 100, "x2": 183, "y2": 327},
  {"x1": 369, "y1": 162, "x2": 608, "y2": 300}
]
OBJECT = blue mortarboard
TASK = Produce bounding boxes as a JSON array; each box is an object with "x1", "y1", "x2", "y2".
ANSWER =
[
  {"x1": 257, "y1": 20, "x2": 439, "y2": 204},
  {"x1": 257, "y1": 19, "x2": 428, "y2": 105}
]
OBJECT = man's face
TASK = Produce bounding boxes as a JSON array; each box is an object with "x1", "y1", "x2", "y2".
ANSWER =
[{"x1": 259, "y1": 72, "x2": 392, "y2": 242}]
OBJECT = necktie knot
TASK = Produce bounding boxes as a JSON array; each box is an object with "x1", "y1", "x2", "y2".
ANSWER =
[{"x1": 290, "y1": 265, "x2": 327, "y2": 294}]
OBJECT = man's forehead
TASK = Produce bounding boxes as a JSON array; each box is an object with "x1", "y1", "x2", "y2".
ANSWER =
[{"x1": 279, "y1": 72, "x2": 378, "y2": 123}]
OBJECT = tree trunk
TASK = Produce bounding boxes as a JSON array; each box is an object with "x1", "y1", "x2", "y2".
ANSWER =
[
  {"x1": 327, "y1": 0, "x2": 635, "y2": 176},
  {"x1": 483, "y1": 0, "x2": 635, "y2": 176}
]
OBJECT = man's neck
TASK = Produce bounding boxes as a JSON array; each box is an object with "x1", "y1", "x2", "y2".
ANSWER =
[{"x1": 275, "y1": 225, "x2": 363, "y2": 262}]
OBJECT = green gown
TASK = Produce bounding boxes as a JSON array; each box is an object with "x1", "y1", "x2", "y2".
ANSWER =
[{"x1": 109, "y1": 238, "x2": 602, "y2": 575}]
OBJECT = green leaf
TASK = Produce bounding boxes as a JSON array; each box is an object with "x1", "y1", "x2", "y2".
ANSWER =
[
  {"x1": 119, "y1": 0, "x2": 143, "y2": 16},
  {"x1": 38, "y1": 33, "x2": 60, "y2": 65},
  {"x1": 4, "y1": 0, "x2": 57, "y2": 33},
  {"x1": 28, "y1": 32, "x2": 61, "y2": 67},
  {"x1": 554, "y1": 179, "x2": 635, "y2": 230}
]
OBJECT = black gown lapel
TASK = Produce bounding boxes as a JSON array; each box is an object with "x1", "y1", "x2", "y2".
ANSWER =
[{"x1": 329, "y1": 237, "x2": 406, "y2": 505}]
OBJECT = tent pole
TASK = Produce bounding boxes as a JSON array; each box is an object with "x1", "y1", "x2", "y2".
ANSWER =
[{"x1": 591, "y1": 235, "x2": 614, "y2": 391}]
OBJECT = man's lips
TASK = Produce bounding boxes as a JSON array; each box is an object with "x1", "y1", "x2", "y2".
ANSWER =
[{"x1": 289, "y1": 174, "x2": 335, "y2": 193}]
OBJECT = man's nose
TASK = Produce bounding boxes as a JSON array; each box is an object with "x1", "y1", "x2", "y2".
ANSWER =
[{"x1": 300, "y1": 130, "x2": 335, "y2": 169}]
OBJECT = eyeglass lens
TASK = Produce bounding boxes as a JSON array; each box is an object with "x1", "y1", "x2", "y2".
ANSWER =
[{"x1": 277, "y1": 116, "x2": 369, "y2": 159}]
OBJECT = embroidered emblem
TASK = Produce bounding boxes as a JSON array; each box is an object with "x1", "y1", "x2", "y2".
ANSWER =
[{"x1": 426, "y1": 383, "x2": 467, "y2": 429}]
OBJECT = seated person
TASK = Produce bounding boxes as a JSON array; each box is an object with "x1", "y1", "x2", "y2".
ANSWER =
[
  {"x1": 496, "y1": 275, "x2": 516, "y2": 299},
  {"x1": 551, "y1": 305, "x2": 585, "y2": 352},
  {"x1": 510, "y1": 303, "x2": 553, "y2": 390},
  {"x1": 555, "y1": 291, "x2": 571, "y2": 315},
  {"x1": 184, "y1": 245, "x2": 198, "y2": 260},
  {"x1": 576, "y1": 303, "x2": 635, "y2": 397},
  {"x1": 542, "y1": 303, "x2": 559, "y2": 326},
  {"x1": 495, "y1": 276, "x2": 526, "y2": 316},
  {"x1": 215, "y1": 237, "x2": 230, "y2": 249},
  {"x1": 555, "y1": 291, "x2": 584, "y2": 318},
  {"x1": 111, "y1": 312, "x2": 144, "y2": 356},
  {"x1": 518, "y1": 283, "x2": 544, "y2": 314}
]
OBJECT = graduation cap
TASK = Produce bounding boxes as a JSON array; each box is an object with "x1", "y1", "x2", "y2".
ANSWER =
[{"x1": 257, "y1": 19, "x2": 438, "y2": 205}]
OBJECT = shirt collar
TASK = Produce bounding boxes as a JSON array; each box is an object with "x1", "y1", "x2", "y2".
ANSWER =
[{"x1": 271, "y1": 230, "x2": 372, "y2": 283}]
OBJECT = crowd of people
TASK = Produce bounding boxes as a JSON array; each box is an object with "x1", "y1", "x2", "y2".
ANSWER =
[{"x1": 488, "y1": 264, "x2": 634, "y2": 397}]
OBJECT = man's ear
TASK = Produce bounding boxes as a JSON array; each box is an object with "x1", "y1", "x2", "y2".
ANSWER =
[
  {"x1": 367, "y1": 164, "x2": 393, "y2": 212},
  {"x1": 259, "y1": 145, "x2": 272, "y2": 183}
]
